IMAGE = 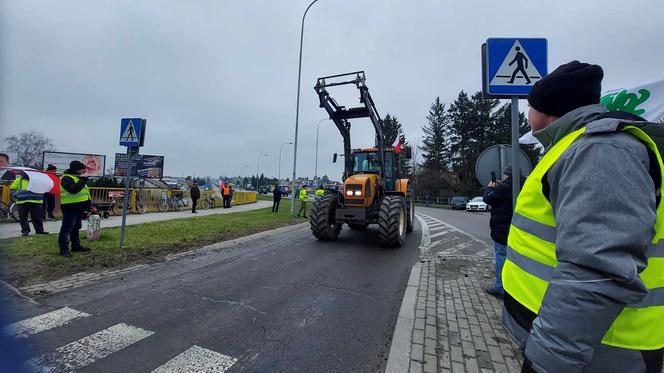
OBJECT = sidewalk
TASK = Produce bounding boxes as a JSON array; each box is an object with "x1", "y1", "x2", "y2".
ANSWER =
[
  {"x1": 0, "y1": 201, "x2": 272, "y2": 239},
  {"x1": 387, "y1": 212, "x2": 522, "y2": 373}
]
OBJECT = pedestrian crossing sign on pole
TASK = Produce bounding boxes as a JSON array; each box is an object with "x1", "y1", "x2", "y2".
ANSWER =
[
  {"x1": 484, "y1": 38, "x2": 547, "y2": 97},
  {"x1": 119, "y1": 118, "x2": 146, "y2": 147}
]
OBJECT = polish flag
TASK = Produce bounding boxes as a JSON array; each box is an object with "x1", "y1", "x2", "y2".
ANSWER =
[
  {"x1": 219, "y1": 180, "x2": 225, "y2": 190},
  {"x1": 6, "y1": 167, "x2": 60, "y2": 196},
  {"x1": 394, "y1": 138, "x2": 403, "y2": 154}
]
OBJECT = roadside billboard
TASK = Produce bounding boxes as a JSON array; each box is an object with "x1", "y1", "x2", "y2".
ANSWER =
[
  {"x1": 114, "y1": 153, "x2": 164, "y2": 178},
  {"x1": 42, "y1": 151, "x2": 106, "y2": 176}
]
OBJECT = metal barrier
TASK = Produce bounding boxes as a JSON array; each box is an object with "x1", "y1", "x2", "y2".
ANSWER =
[
  {"x1": 414, "y1": 195, "x2": 453, "y2": 207},
  {"x1": 0, "y1": 185, "x2": 257, "y2": 217}
]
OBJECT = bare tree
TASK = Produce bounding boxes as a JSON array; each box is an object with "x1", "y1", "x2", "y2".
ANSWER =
[{"x1": 5, "y1": 131, "x2": 55, "y2": 168}]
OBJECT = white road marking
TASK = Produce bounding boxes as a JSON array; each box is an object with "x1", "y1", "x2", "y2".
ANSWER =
[
  {"x1": 3, "y1": 307, "x2": 90, "y2": 339},
  {"x1": 415, "y1": 215, "x2": 431, "y2": 260},
  {"x1": 28, "y1": 323, "x2": 154, "y2": 372},
  {"x1": 429, "y1": 229, "x2": 453, "y2": 239},
  {"x1": 151, "y1": 345, "x2": 238, "y2": 373}
]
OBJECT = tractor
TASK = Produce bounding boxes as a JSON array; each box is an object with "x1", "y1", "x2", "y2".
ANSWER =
[{"x1": 309, "y1": 71, "x2": 414, "y2": 247}]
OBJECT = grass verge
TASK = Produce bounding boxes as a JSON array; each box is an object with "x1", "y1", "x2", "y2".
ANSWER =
[{"x1": 0, "y1": 199, "x2": 308, "y2": 287}]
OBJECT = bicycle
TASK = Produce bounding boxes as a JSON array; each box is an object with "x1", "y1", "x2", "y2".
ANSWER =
[
  {"x1": 200, "y1": 193, "x2": 216, "y2": 209},
  {"x1": 109, "y1": 190, "x2": 147, "y2": 215},
  {"x1": 157, "y1": 191, "x2": 186, "y2": 212},
  {"x1": 0, "y1": 198, "x2": 18, "y2": 222}
]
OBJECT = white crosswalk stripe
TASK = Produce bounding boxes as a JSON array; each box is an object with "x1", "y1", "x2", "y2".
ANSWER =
[
  {"x1": 3, "y1": 307, "x2": 90, "y2": 339},
  {"x1": 28, "y1": 322, "x2": 154, "y2": 372},
  {"x1": 152, "y1": 345, "x2": 238, "y2": 373}
]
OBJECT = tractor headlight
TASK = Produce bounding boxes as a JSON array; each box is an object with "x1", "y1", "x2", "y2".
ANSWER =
[
  {"x1": 354, "y1": 190, "x2": 362, "y2": 196},
  {"x1": 346, "y1": 190, "x2": 353, "y2": 196}
]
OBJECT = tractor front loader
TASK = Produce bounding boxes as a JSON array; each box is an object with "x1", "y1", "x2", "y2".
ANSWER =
[{"x1": 309, "y1": 71, "x2": 414, "y2": 247}]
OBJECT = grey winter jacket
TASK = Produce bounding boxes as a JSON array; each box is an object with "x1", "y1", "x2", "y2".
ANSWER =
[{"x1": 502, "y1": 104, "x2": 661, "y2": 372}]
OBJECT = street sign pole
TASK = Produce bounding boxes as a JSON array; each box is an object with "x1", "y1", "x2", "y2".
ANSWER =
[
  {"x1": 511, "y1": 97, "x2": 520, "y2": 208},
  {"x1": 119, "y1": 146, "x2": 137, "y2": 248},
  {"x1": 483, "y1": 38, "x2": 547, "y2": 207},
  {"x1": 118, "y1": 117, "x2": 146, "y2": 248}
]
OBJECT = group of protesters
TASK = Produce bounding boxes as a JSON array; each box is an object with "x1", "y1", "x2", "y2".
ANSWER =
[{"x1": 1, "y1": 155, "x2": 92, "y2": 257}]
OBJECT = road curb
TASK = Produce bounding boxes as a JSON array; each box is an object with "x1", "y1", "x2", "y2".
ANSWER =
[
  {"x1": 385, "y1": 262, "x2": 421, "y2": 373},
  {"x1": 386, "y1": 213, "x2": 438, "y2": 373}
]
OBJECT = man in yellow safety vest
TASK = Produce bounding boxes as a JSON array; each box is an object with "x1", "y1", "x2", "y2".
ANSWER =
[
  {"x1": 502, "y1": 61, "x2": 664, "y2": 372},
  {"x1": 296, "y1": 187, "x2": 309, "y2": 218},
  {"x1": 11, "y1": 172, "x2": 47, "y2": 236},
  {"x1": 58, "y1": 161, "x2": 92, "y2": 257}
]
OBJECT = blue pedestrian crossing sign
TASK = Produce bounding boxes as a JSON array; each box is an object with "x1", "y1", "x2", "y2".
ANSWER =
[
  {"x1": 485, "y1": 38, "x2": 547, "y2": 97},
  {"x1": 119, "y1": 118, "x2": 146, "y2": 147}
]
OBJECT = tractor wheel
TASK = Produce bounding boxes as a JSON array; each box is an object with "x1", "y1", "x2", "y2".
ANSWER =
[
  {"x1": 406, "y1": 192, "x2": 414, "y2": 233},
  {"x1": 310, "y1": 194, "x2": 341, "y2": 241},
  {"x1": 378, "y1": 195, "x2": 407, "y2": 247},
  {"x1": 348, "y1": 223, "x2": 367, "y2": 231}
]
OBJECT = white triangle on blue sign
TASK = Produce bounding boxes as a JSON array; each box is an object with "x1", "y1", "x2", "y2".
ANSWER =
[
  {"x1": 121, "y1": 120, "x2": 138, "y2": 142},
  {"x1": 490, "y1": 40, "x2": 543, "y2": 86}
]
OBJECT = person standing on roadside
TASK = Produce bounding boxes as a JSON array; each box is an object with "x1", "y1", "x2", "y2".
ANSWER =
[
  {"x1": 59, "y1": 161, "x2": 91, "y2": 257},
  {"x1": 502, "y1": 61, "x2": 664, "y2": 372},
  {"x1": 42, "y1": 164, "x2": 57, "y2": 220},
  {"x1": 190, "y1": 181, "x2": 200, "y2": 213},
  {"x1": 296, "y1": 187, "x2": 308, "y2": 218},
  {"x1": 272, "y1": 185, "x2": 282, "y2": 213},
  {"x1": 11, "y1": 172, "x2": 47, "y2": 236},
  {"x1": 482, "y1": 164, "x2": 515, "y2": 299}
]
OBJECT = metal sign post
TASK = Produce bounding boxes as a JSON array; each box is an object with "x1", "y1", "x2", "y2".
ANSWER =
[
  {"x1": 119, "y1": 146, "x2": 138, "y2": 247},
  {"x1": 118, "y1": 118, "x2": 146, "y2": 247},
  {"x1": 511, "y1": 97, "x2": 520, "y2": 206}
]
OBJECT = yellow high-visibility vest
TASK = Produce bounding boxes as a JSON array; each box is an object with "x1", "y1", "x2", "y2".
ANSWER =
[
  {"x1": 60, "y1": 174, "x2": 91, "y2": 205},
  {"x1": 11, "y1": 176, "x2": 43, "y2": 204},
  {"x1": 503, "y1": 125, "x2": 664, "y2": 350}
]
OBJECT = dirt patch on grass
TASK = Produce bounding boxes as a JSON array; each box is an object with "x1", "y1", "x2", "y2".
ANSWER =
[{"x1": 0, "y1": 218, "x2": 301, "y2": 288}]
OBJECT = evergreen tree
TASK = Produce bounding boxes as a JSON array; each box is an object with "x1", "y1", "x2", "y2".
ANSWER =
[
  {"x1": 419, "y1": 97, "x2": 450, "y2": 171},
  {"x1": 397, "y1": 134, "x2": 412, "y2": 177},
  {"x1": 382, "y1": 114, "x2": 403, "y2": 146}
]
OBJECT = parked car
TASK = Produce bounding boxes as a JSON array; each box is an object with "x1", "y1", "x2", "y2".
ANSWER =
[
  {"x1": 450, "y1": 196, "x2": 469, "y2": 210},
  {"x1": 466, "y1": 196, "x2": 490, "y2": 212}
]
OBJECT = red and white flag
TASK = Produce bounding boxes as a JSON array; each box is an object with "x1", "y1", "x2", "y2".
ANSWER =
[
  {"x1": 6, "y1": 167, "x2": 60, "y2": 196},
  {"x1": 394, "y1": 138, "x2": 403, "y2": 154}
]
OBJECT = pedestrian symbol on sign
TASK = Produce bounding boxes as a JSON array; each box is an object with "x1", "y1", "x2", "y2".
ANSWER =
[
  {"x1": 489, "y1": 40, "x2": 543, "y2": 86},
  {"x1": 508, "y1": 47, "x2": 531, "y2": 84},
  {"x1": 121, "y1": 120, "x2": 137, "y2": 142}
]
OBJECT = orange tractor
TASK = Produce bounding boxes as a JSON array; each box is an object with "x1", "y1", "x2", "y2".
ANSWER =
[{"x1": 310, "y1": 71, "x2": 414, "y2": 247}]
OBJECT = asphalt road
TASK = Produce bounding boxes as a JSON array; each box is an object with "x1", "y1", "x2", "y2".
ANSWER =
[
  {"x1": 4, "y1": 220, "x2": 422, "y2": 372},
  {"x1": 416, "y1": 206, "x2": 492, "y2": 245}
]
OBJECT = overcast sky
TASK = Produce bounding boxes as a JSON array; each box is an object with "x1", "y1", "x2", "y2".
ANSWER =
[{"x1": 1, "y1": 0, "x2": 662, "y2": 181}]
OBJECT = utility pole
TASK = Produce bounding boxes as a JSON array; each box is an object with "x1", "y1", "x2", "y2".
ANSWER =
[{"x1": 291, "y1": 0, "x2": 320, "y2": 217}]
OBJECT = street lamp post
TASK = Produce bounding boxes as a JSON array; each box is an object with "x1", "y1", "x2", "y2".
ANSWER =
[
  {"x1": 240, "y1": 165, "x2": 249, "y2": 187},
  {"x1": 279, "y1": 142, "x2": 293, "y2": 181},
  {"x1": 291, "y1": 0, "x2": 320, "y2": 217},
  {"x1": 256, "y1": 154, "x2": 268, "y2": 192},
  {"x1": 314, "y1": 118, "x2": 329, "y2": 183}
]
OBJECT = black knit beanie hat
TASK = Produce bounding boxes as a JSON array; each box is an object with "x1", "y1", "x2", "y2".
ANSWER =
[
  {"x1": 527, "y1": 61, "x2": 604, "y2": 118},
  {"x1": 69, "y1": 160, "x2": 86, "y2": 171}
]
